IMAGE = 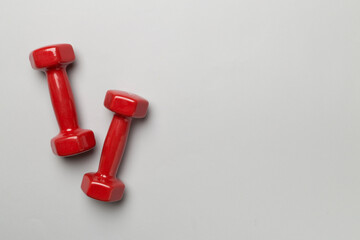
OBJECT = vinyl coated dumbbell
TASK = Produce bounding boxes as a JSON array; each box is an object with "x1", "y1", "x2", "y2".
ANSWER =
[
  {"x1": 29, "y1": 44, "x2": 96, "y2": 156},
  {"x1": 81, "y1": 90, "x2": 148, "y2": 202}
]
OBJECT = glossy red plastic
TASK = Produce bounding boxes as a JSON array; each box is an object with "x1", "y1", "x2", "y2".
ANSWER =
[
  {"x1": 30, "y1": 44, "x2": 96, "y2": 156},
  {"x1": 81, "y1": 90, "x2": 148, "y2": 202}
]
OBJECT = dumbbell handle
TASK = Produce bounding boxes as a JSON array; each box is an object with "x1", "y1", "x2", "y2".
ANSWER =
[
  {"x1": 46, "y1": 68, "x2": 79, "y2": 132},
  {"x1": 98, "y1": 115, "x2": 132, "y2": 177}
]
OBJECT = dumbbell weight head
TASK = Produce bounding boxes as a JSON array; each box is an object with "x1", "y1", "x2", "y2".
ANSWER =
[
  {"x1": 30, "y1": 44, "x2": 75, "y2": 70},
  {"x1": 51, "y1": 128, "x2": 96, "y2": 156},
  {"x1": 81, "y1": 172, "x2": 126, "y2": 202},
  {"x1": 104, "y1": 90, "x2": 149, "y2": 118}
]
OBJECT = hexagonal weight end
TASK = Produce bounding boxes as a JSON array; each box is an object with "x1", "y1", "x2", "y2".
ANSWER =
[
  {"x1": 29, "y1": 44, "x2": 75, "y2": 70},
  {"x1": 81, "y1": 172, "x2": 125, "y2": 202},
  {"x1": 51, "y1": 128, "x2": 96, "y2": 156},
  {"x1": 104, "y1": 90, "x2": 149, "y2": 118}
]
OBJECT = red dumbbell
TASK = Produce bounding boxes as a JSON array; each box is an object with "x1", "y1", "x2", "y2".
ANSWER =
[
  {"x1": 29, "y1": 44, "x2": 96, "y2": 156},
  {"x1": 81, "y1": 90, "x2": 148, "y2": 202}
]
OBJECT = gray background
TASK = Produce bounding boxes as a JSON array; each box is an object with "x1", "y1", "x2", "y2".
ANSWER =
[{"x1": 0, "y1": 0, "x2": 359, "y2": 239}]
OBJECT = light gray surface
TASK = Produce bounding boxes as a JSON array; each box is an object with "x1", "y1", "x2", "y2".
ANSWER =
[{"x1": 0, "y1": 0, "x2": 360, "y2": 239}]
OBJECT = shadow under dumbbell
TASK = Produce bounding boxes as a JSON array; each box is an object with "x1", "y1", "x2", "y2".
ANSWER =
[
  {"x1": 85, "y1": 190, "x2": 129, "y2": 208},
  {"x1": 66, "y1": 60, "x2": 77, "y2": 74},
  {"x1": 62, "y1": 144, "x2": 97, "y2": 163}
]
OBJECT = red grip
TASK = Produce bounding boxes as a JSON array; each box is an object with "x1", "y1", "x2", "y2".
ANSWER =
[
  {"x1": 46, "y1": 68, "x2": 79, "y2": 132},
  {"x1": 98, "y1": 115, "x2": 132, "y2": 177}
]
